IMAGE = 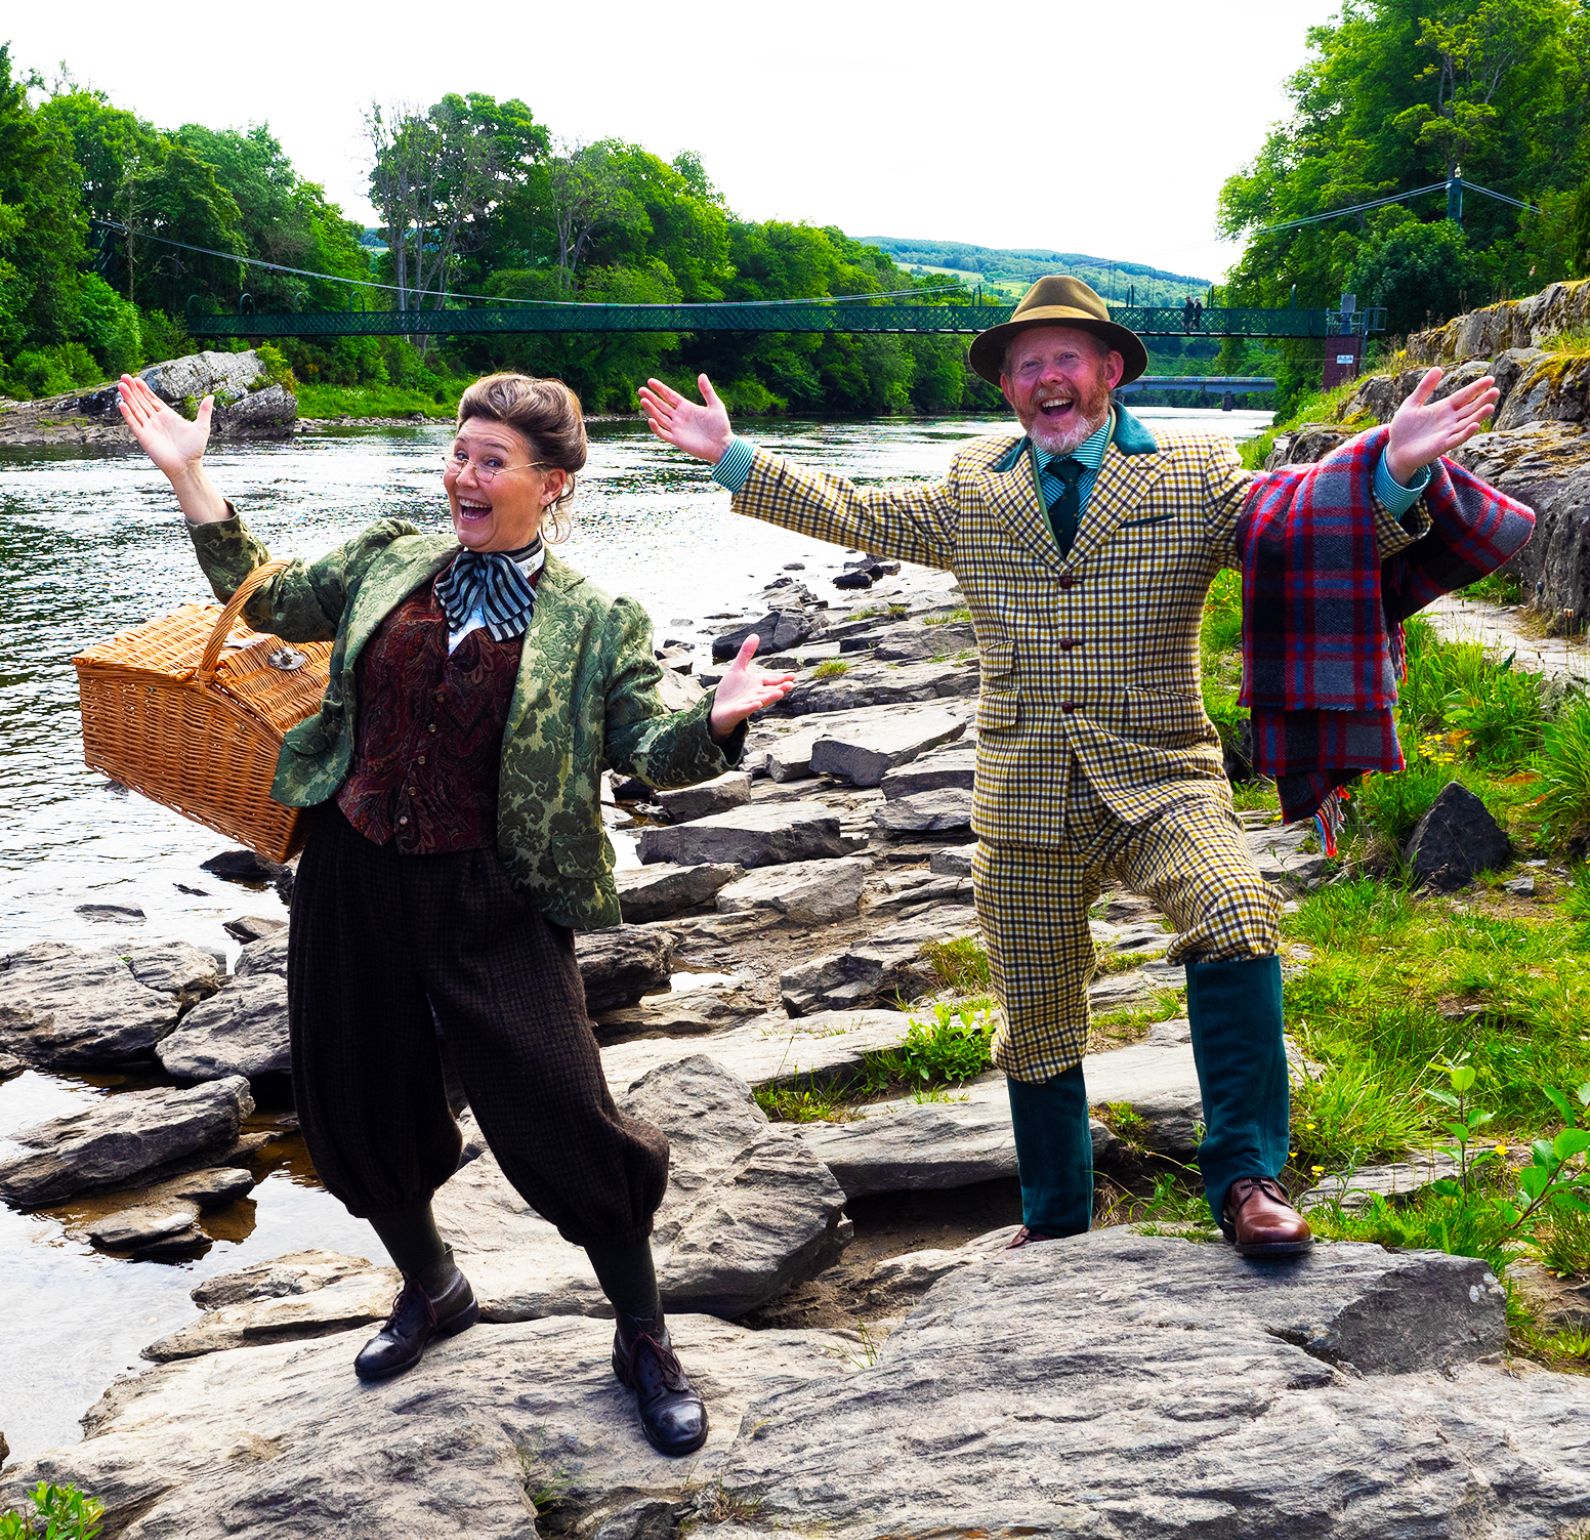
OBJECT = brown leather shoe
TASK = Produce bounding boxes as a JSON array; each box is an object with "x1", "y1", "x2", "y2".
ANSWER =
[
  {"x1": 1220, "y1": 1176, "x2": 1313, "y2": 1259},
  {"x1": 1004, "y1": 1226, "x2": 1060, "y2": 1249}
]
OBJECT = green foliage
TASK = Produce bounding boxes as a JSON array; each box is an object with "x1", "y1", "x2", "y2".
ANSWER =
[
  {"x1": 74, "y1": 272, "x2": 140, "y2": 375},
  {"x1": 810, "y1": 659, "x2": 850, "y2": 679},
  {"x1": 1219, "y1": 0, "x2": 1590, "y2": 374},
  {"x1": 0, "y1": 1483, "x2": 104, "y2": 1540},
  {"x1": 753, "y1": 1079, "x2": 854, "y2": 1123},
  {"x1": 1537, "y1": 695, "x2": 1590, "y2": 848},
  {"x1": 254, "y1": 343, "x2": 297, "y2": 393},
  {"x1": 864, "y1": 1002, "x2": 996, "y2": 1088}
]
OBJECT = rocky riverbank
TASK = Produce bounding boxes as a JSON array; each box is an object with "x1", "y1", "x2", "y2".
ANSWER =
[
  {"x1": 0, "y1": 350, "x2": 297, "y2": 447},
  {"x1": 4, "y1": 401, "x2": 1590, "y2": 1531}
]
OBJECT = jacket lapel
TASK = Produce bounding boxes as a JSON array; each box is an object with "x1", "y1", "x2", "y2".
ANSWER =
[
  {"x1": 340, "y1": 537, "x2": 456, "y2": 676},
  {"x1": 1065, "y1": 441, "x2": 1168, "y2": 565},
  {"x1": 984, "y1": 436, "x2": 1066, "y2": 573}
]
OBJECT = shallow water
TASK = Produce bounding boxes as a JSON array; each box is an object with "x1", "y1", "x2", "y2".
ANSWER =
[{"x1": 0, "y1": 406, "x2": 1271, "y2": 1462}]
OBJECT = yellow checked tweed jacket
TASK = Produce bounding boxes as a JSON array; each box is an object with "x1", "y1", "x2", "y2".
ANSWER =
[{"x1": 732, "y1": 408, "x2": 1254, "y2": 847}]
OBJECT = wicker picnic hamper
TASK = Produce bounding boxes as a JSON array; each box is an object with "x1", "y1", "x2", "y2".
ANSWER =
[{"x1": 74, "y1": 561, "x2": 333, "y2": 862}]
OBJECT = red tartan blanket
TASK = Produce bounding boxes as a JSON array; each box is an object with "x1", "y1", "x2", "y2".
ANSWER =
[{"x1": 1235, "y1": 425, "x2": 1535, "y2": 835}]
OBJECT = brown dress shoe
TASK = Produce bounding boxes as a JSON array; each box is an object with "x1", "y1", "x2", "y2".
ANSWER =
[{"x1": 1220, "y1": 1176, "x2": 1313, "y2": 1259}]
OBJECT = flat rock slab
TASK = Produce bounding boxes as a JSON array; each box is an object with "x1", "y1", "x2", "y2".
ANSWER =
[
  {"x1": 779, "y1": 907, "x2": 978, "y2": 1017},
  {"x1": 750, "y1": 702, "x2": 972, "y2": 783},
  {"x1": 574, "y1": 925, "x2": 675, "y2": 1014},
  {"x1": 637, "y1": 802, "x2": 846, "y2": 869},
  {"x1": 146, "y1": 1251, "x2": 402, "y2": 1362},
  {"x1": 652, "y1": 771, "x2": 752, "y2": 823},
  {"x1": 881, "y1": 743, "x2": 977, "y2": 798},
  {"x1": 715, "y1": 856, "x2": 871, "y2": 925},
  {"x1": 158, "y1": 969, "x2": 289, "y2": 1083},
  {"x1": 1245, "y1": 821, "x2": 1333, "y2": 892},
  {"x1": 84, "y1": 1199, "x2": 202, "y2": 1252},
  {"x1": 781, "y1": 657, "x2": 979, "y2": 715},
  {"x1": 7, "y1": 1314, "x2": 856, "y2": 1540},
  {"x1": 435, "y1": 1056, "x2": 849, "y2": 1320},
  {"x1": 0, "y1": 942, "x2": 197, "y2": 1070},
  {"x1": 1299, "y1": 1151, "x2": 1463, "y2": 1214},
  {"x1": 807, "y1": 707, "x2": 966, "y2": 788},
  {"x1": 601, "y1": 1008, "x2": 917, "y2": 1095},
  {"x1": 798, "y1": 1026, "x2": 1201, "y2": 1198},
  {"x1": 0, "y1": 1076, "x2": 255, "y2": 1208},
  {"x1": 874, "y1": 785, "x2": 972, "y2": 833},
  {"x1": 703, "y1": 1229, "x2": 1590, "y2": 1540},
  {"x1": 615, "y1": 862, "x2": 744, "y2": 924},
  {"x1": 594, "y1": 983, "x2": 758, "y2": 1041}
]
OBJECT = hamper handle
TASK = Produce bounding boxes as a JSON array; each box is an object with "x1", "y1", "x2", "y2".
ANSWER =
[{"x1": 197, "y1": 560, "x2": 291, "y2": 683}]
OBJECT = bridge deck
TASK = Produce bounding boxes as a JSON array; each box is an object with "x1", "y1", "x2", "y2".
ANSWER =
[{"x1": 186, "y1": 302, "x2": 1378, "y2": 341}]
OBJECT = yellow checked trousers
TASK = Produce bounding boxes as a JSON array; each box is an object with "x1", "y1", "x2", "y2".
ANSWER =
[{"x1": 973, "y1": 773, "x2": 1282, "y2": 1083}]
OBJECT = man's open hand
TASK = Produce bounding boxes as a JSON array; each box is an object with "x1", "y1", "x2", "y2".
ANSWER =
[
  {"x1": 708, "y1": 634, "x2": 795, "y2": 739},
  {"x1": 1386, "y1": 367, "x2": 1499, "y2": 485},
  {"x1": 638, "y1": 374, "x2": 735, "y2": 464}
]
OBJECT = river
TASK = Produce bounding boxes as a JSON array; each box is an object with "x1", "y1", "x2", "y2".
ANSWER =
[{"x1": 0, "y1": 406, "x2": 1271, "y2": 1463}]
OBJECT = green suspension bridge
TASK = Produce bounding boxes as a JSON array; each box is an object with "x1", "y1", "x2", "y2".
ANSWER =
[{"x1": 181, "y1": 296, "x2": 1382, "y2": 342}]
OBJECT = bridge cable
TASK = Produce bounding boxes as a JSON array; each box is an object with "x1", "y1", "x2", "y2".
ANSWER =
[{"x1": 89, "y1": 219, "x2": 964, "y2": 309}]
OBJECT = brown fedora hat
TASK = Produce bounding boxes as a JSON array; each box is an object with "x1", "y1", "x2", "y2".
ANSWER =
[{"x1": 968, "y1": 275, "x2": 1149, "y2": 387}]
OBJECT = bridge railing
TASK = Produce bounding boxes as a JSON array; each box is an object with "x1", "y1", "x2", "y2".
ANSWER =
[{"x1": 183, "y1": 299, "x2": 1385, "y2": 341}]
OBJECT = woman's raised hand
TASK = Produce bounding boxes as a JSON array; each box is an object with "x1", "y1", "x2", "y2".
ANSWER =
[
  {"x1": 708, "y1": 634, "x2": 796, "y2": 739},
  {"x1": 117, "y1": 374, "x2": 214, "y2": 479},
  {"x1": 638, "y1": 374, "x2": 735, "y2": 464}
]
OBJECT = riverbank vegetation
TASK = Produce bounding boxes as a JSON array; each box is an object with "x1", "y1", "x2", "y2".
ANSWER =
[{"x1": 1216, "y1": 0, "x2": 1590, "y2": 412}]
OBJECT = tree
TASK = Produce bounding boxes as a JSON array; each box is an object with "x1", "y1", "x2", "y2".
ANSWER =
[
  {"x1": 367, "y1": 92, "x2": 547, "y2": 322},
  {"x1": 1348, "y1": 216, "x2": 1484, "y2": 333},
  {"x1": 121, "y1": 140, "x2": 245, "y2": 314}
]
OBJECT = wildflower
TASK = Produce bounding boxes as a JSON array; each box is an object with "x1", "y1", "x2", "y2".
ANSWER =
[
  {"x1": 1494, "y1": 1142, "x2": 1509, "y2": 1156},
  {"x1": 1311, "y1": 1165, "x2": 1325, "y2": 1175}
]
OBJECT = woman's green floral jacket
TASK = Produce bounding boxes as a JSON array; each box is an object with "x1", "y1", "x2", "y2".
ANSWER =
[{"x1": 190, "y1": 514, "x2": 741, "y2": 930}]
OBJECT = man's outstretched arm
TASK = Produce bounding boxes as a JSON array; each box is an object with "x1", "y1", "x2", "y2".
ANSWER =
[{"x1": 639, "y1": 374, "x2": 960, "y2": 570}]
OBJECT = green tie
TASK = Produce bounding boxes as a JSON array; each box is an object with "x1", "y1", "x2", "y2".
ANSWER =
[{"x1": 1041, "y1": 457, "x2": 1086, "y2": 557}]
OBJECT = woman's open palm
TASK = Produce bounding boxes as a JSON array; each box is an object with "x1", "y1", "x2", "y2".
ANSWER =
[{"x1": 117, "y1": 374, "x2": 213, "y2": 478}]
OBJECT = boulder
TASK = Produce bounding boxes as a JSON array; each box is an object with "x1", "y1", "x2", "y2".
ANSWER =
[
  {"x1": 873, "y1": 786, "x2": 973, "y2": 833},
  {"x1": 0, "y1": 1076, "x2": 255, "y2": 1207},
  {"x1": 3, "y1": 1315, "x2": 855, "y2": 1540},
  {"x1": 200, "y1": 848, "x2": 292, "y2": 885},
  {"x1": 575, "y1": 926, "x2": 676, "y2": 1014},
  {"x1": 782, "y1": 657, "x2": 979, "y2": 716},
  {"x1": 64, "y1": 1166, "x2": 257, "y2": 1254},
  {"x1": 434, "y1": 1057, "x2": 850, "y2": 1320},
  {"x1": 870, "y1": 620, "x2": 979, "y2": 663},
  {"x1": 714, "y1": 857, "x2": 871, "y2": 925},
  {"x1": 75, "y1": 902, "x2": 145, "y2": 922},
  {"x1": 234, "y1": 929, "x2": 289, "y2": 977},
  {"x1": 157, "y1": 970, "x2": 289, "y2": 1082},
  {"x1": 756, "y1": 702, "x2": 971, "y2": 783},
  {"x1": 1454, "y1": 421, "x2": 1590, "y2": 630},
  {"x1": 695, "y1": 1230, "x2": 1590, "y2": 1540},
  {"x1": 1405, "y1": 781, "x2": 1511, "y2": 890},
  {"x1": 637, "y1": 803, "x2": 846, "y2": 869},
  {"x1": 652, "y1": 771, "x2": 752, "y2": 823},
  {"x1": 929, "y1": 845, "x2": 974, "y2": 876},
  {"x1": 615, "y1": 861, "x2": 744, "y2": 923},
  {"x1": 1299, "y1": 1151, "x2": 1463, "y2": 1214},
  {"x1": 223, "y1": 915, "x2": 287, "y2": 945},
  {"x1": 807, "y1": 707, "x2": 965, "y2": 788},
  {"x1": 85, "y1": 1199, "x2": 203, "y2": 1254},
  {"x1": 0, "y1": 942, "x2": 182, "y2": 1070},
  {"x1": 594, "y1": 984, "x2": 756, "y2": 1040},
  {"x1": 125, "y1": 942, "x2": 226, "y2": 1009},
  {"x1": 712, "y1": 607, "x2": 820, "y2": 661}
]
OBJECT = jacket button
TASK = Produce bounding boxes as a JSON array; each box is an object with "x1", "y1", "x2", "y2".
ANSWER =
[
  {"x1": 1057, "y1": 574, "x2": 1077, "y2": 590},
  {"x1": 398, "y1": 815, "x2": 410, "y2": 826},
  {"x1": 1058, "y1": 638, "x2": 1078, "y2": 651},
  {"x1": 433, "y1": 688, "x2": 446, "y2": 702},
  {"x1": 427, "y1": 723, "x2": 438, "y2": 733},
  {"x1": 416, "y1": 755, "x2": 427, "y2": 766},
  {"x1": 1061, "y1": 701, "x2": 1079, "y2": 714}
]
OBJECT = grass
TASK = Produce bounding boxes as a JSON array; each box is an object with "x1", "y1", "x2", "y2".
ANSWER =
[
  {"x1": 810, "y1": 659, "x2": 851, "y2": 679},
  {"x1": 1538, "y1": 324, "x2": 1590, "y2": 356},
  {"x1": 1238, "y1": 377, "x2": 1374, "y2": 470},
  {"x1": 924, "y1": 606, "x2": 973, "y2": 625},
  {"x1": 919, "y1": 936, "x2": 991, "y2": 993},
  {"x1": 296, "y1": 379, "x2": 469, "y2": 419}
]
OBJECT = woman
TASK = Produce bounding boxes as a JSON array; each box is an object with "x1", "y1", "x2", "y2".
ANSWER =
[{"x1": 116, "y1": 370, "x2": 793, "y2": 1457}]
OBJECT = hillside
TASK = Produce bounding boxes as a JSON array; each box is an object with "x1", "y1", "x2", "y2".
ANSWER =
[{"x1": 858, "y1": 235, "x2": 1212, "y2": 305}]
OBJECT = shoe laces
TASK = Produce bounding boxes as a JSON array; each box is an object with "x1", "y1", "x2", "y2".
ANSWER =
[
  {"x1": 622, "y1": 1326, "x2": 690, "y2": 1395},
  {"x1": 386, "y1": 1277, "x2": 438, "y2": 1335},
  {"x1": 1227, "y1": 1176, "x2": 1289, "y2": 1213}
]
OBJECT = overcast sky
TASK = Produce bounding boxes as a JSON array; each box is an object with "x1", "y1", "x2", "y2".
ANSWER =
[{"x1": 7, "y1": 1, "x2": 1342, "y2": 285}]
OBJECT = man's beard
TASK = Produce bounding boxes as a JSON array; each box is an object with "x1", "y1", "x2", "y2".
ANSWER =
[{"x1": 1027, "y1": 389, "x2": 1111, "y2": 455}]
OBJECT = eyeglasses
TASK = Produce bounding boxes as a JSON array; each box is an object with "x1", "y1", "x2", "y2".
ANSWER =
[{"x1": 441, "y1": 449, "x2": 547, "y2": 485}]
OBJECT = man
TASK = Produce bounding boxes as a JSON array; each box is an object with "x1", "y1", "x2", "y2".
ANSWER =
[{"x1": 638, "y1": 277, "x2": 1498, "y2": 1257}]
